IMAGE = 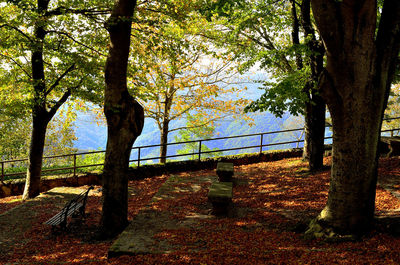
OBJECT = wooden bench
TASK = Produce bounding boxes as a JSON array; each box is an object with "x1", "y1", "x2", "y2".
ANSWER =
[
  {"x1": 216, "y1": 162, "x2": 234, "y2": 182},
  {"x1": 44, "y1": 186, "x2": 94, "y2": 232},
  {"x1": 208, "y1": 182, "x2": 233, "y2": 215}
]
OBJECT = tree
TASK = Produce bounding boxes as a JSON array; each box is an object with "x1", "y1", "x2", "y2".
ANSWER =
[
  {"x1": 175, "y1": 114, "x2": 223, "y2": 160},
  {"x1": 0, "y1": 108, "x2": 77, "y2": 162},
  {"x1": 0, "y1": 71, "x2": 77, "y2": 161},
  {"x1": 101, "y1": 0, "x2": 144, "y2": 238},
  {"x1": 0, "y1": 0, "x2": 108, "y2": 199},
  {"x1": 129, "y1": 1, "x2": 250, "y2": 163},
  {"x1": 298, "y1": 0, "x2": 326, "y2": 170},
  {"x1": 204, "y1": 0, "x2": 326, "y2": 170},
  {"x1": 305, "y1": 0, "x2": 400, "y2": 237}
]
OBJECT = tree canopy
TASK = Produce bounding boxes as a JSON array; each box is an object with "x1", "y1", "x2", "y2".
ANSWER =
[
  {"x1": 0, "y1": 0, "x2": 110, "y2": 199},
  {"x1": 128, "y1": 0, "x2": 251, "y2": 162}
]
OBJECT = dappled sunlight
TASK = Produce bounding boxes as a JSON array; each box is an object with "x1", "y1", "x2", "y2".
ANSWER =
[
  {"x1": 2, "y1": 157, "x2": 400, "y2": 263},
  {"x1": 0, "y1": 195, "x2": 22, "y2": 214},
  {"x1": 376, "y1": 187, "x2": 400, "y2": 211}
]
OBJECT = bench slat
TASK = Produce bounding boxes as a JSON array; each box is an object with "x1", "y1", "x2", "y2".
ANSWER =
[
  {"x1": 43, "y1": 186, "x2": 93, "y2": 231},
  {"x1": 44, "y1": 202, "x2": 83, "y2": 225}
]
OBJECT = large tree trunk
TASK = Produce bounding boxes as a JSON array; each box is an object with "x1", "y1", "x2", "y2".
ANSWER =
[
  {"x1": 101, "y1": 0, "x2": 144, "y2": 238},
  {"x1": 22, "y1": 0, "x2": 78, "y2": 200},
  {"x1": 306, "y1": 0, "x2": 400, "y2": 236},
  {"x1": 22, "y1": 111, "x2": 50, "y2": 200}
]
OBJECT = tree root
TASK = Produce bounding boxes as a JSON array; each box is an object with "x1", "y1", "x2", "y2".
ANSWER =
[{"x1": 303, "y1": 218, "x2": 360, "y2": 242}]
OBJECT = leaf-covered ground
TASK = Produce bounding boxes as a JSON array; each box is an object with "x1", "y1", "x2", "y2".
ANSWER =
[{"x1": 1, "y1": 157, "x2": 400, "y2": 264}]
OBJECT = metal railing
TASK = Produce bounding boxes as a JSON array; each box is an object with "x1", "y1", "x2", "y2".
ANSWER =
[{"x1": 1, "y1": 119, "x2": 399, "y2": 181}]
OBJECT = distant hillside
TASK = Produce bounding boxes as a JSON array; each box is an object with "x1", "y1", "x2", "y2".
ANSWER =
[
  {"x1": 73, "y1": 82, "x2": 305, "y2": 161},
  {"x1": 73, "y1": 110, "x2": 300, "y2": 158}
]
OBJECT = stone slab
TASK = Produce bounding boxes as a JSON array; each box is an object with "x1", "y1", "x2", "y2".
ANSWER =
[
  {"x1": 108, "y1": 174, "x2": 218, "y2": 257},
  {"x1": 216, "y1": 162, "x2": 234, "y2": 182},
  {"x1": 208, "y1": 182, "x2": 233, "y2": 203}
]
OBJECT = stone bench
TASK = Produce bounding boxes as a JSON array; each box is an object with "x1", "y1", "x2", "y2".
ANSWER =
[
  {"x1": 216, "y1": 162, "x2": 234, "y2": 182},
  {"x1": 208, "y1": 182, "x2": 233, "y2": 215}
]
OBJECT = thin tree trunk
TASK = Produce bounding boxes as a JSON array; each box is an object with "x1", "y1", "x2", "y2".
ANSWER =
[
  {"x1": 160, "y1": 120, "x2": 169, "y2": 164},
  {"x1": 290, "y1": 0, "x2": 326, "y2": 170},
  {"x1": 22, "y1": 0, "x2": 50, "y2": 200},
  {"x1": 22, "y1": 0, "x2": 79, "y2": 200},
  {"x1": 303, "y1": 93, "x2": 326, "y2": 170},
  {"x1": 101, "y1": 0, "x2": 144, "y2": 238},
  {"x1": 300, "y1": 0, "x2": 326, "y2": 171}
]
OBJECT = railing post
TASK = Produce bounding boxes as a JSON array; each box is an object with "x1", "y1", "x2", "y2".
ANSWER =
[
  {"x1": 260, "y1": 133, "x2": 264, "y2": 154},
  {"x1": 198, "y1": 140, "x2": 202, "y2": 161},
  {"x1": 73, "y1": 154, "x2": 76, "y2": 177},
  {"x1": 138, "y1": 147, "x2": 141, "y2": 167}
]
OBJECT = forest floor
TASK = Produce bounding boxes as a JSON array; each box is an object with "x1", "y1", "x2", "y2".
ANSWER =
[{"x1": 1, "y1": 156, "x2": 400, "y2": 264}]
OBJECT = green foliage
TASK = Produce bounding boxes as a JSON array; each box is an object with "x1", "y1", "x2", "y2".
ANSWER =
[
  {"x1": 0, "y1": 116, "x2": 30, "y2": 160},
  {"x1": 129, "y1": 0, "x2": 251, "y2": 153},
  {"x1": 175, "y1": 115, "x2": 222, "y2": 159},
  {"x1": 204, "y1": 0, "x2": 322, "y2": 118},
  {"x1": 76, "y1": 151, "x2": 104, "y2": 172},
  {"x1": 0, "y1": 106, "x2": 78, "y2": 161},
  {"x1": 44, "y1": 108, "x2": 78, "y2": 157},
  {"x1": 245, "y1": 68, "x2": 311, "y2": 117},
  {"x1": 0, "y1": 0, "x2": 109, "y2": 111}
]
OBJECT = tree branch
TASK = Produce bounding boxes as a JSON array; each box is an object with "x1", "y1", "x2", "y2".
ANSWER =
[
  {"x1": 0, "y1": 24, "x2": 33, "y2": 42},
  {"x1": 45, "y1": 7, "x2": 111, "y2": 17},
  {"x1": 45, "y1": 64, "x2": 75, "y2": 96},
  {"x1": 46, "y1": 30, "x2": 106, "y2": 57},
  {"x1": 48, "y1": 89, "x2": 71, "y2": 118},
  {"x1": 0, "y1": 53, "x2": 32, "y2": 78},
  {"x1": 47, "y1": 77, "x2": 84, "y2": 118}
]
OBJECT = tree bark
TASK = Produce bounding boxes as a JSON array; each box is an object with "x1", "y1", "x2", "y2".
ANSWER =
[
  {"x1": 159, "y1": 88, "x2": 173, "y2": 164},
  {"x1": 303, "y1": 92, "x2": 326, "y2": 170},
  {"x1": 22, "y1": 110, "x2": 51, "y2": 200},
  {"x1": 306, "y1": 0, "x2": 400, "y2": 236},
  {"x1": 160, "y1": 119, "x2": 169, "y2": 164},
  {"x1": 23, "y1": 0, "x2": 52, "y2": 200},
  {"x1": 101, "y1": 0, "x2": 144, "y2": 238},
  {"x1": 295, "y1": 0, "x2": 326, "y2": 171}
]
